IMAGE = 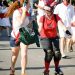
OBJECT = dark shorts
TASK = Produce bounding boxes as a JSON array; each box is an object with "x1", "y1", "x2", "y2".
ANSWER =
[
  {"x1": 10, "y1": 37, "x2": 20, "y2": 47},
  {"x1": 40, "y1": 37, "x2": 60, "y2": 51}
]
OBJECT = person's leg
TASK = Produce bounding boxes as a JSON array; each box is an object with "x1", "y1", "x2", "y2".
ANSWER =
[
  {"x1": 40, "y1": 38, "x2": 53, "y2": 75},
  {"x1": 10, "y1": 37, "x2": 20, "y2": 75},
  {"x1": 20, "y1": 42, "x2": 28, "y2": 75},
  {"x1": 44, "y1": 49, "x2": 53, "y2": 70},
  {"x1": 59, "y1": 37, "x2": 66, "y2": 57},
  {"x1": 44, "y1": 49, "x2": 53, "y2": 75},
  {"x1": 10, "y1": 47, "x2": 20, "y2": 75},
  {"x1": 70, "y1": 29, "x2": 75, "y2": 52},
  {"x1": 53, "y1": 37, "x2": 63, "y2": 75},
  {"x1": 58, "y1": 25, "x2": 66, "y2": 58},
  {"x1": 66, "y1": 38, "x2": 71, "y2": 52},
  {"x1": 70, "y1": 40, "x2": 73, "y2": 52}
]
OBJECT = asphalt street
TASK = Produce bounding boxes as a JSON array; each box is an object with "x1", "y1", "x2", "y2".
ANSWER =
[{"x1": 0, "y1": 30, "x2": 75, "y2": 75}]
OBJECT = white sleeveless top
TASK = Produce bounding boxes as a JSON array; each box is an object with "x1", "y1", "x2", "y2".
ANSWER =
[{"x1": 11, "y1": 7, "x2": 29, "y2": 38}]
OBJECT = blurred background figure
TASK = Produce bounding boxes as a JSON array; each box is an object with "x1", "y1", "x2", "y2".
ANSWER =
[
  {"x1": 70, "y1": 2, "x2": 75, "y2": 52},
  {"x1": 54, "y1": 0, "x2": 75, "y2": 58},
  {"x1": 0, "y1": 0, "x2": 11, "y2": 37}
]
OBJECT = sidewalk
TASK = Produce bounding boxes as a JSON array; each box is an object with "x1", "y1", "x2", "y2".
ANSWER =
[{"x1": 0, "y1": 30, "x2": 75, "y2": 75}]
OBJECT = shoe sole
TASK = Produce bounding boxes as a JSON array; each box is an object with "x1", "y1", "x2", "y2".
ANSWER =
[{"x1": 55, "y1": 73, "x2": 63, "y2": 75}]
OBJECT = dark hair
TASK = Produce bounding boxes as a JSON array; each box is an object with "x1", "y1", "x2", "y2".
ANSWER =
[
  {"x1": 63, "y1": 0, "x2": 70, "y2": 3},
  {"x1": 67, "y1": 0, "x2": 70, "y2": 3},
  {"x1": 24, "y1": 0, "x2": 29, "y2": 4},
  {"x1": 3, "y1": 0, "x2": 9, "y2": 7}
]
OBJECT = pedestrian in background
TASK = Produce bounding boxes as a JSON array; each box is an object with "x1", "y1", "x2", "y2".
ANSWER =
[
  {"x1": 0, "y1": 0, "x2": 11, "y2": 37},
  {"x1": 54, "y1": 0, "x2": 75, "y2": 58},
  {"x1": 70, "y1": 5, "x2": 75, "y2": 51}
]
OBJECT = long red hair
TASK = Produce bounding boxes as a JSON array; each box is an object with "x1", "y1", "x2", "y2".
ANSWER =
[{"x1": 4, "y1": 0, "x2": 25, "y2": 17}]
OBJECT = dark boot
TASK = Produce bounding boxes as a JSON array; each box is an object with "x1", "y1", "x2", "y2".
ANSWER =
[
  {"x1": 55, "y1": 68, "x2": 63, "y2": 75},
  {"x1": 44, "y1": 70, "x2": 49, "y2": 75}
]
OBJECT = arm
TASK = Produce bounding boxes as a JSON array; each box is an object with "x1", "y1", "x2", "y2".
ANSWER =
[
  {"x1": 50, "y1": 0, "x2": 58, "y2": 7},
  {"x1": 20, "y1": 7, "x2": 26, "y2": 24},
  {"x1": 71, "y1": 21, "x2": 75, "y2": 27},
  {"x1": 34, "y1": 3, "x2": 44, "y2": 10},
  {"x1": 58, "y1": 20, "x2": 71, "y2": 35},
  {"x1": 71, "y1": 15, "x2": 75, "y2": 27},
  {"x1": 12, "y1": 7, "x2": 26, "y2": 27},
  {"x1": 38, "y1": 22, "x2": 43, "y2": 33},
  {"x1": 58, "y1": 20, "x2": 67, "y2": 31}
]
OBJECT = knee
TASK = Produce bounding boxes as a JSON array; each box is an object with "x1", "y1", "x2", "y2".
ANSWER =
[
  {"x1": 54, "y1": 51, "x2": 61, "y2": 61},
  {"x1": 45, "y1": 50, "x2": 53, "y2": 62}
]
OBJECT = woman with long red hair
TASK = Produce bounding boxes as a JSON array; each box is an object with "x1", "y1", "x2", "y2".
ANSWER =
[{"x1": 9, "y1": 0, "x2": 30, "y2": 75}]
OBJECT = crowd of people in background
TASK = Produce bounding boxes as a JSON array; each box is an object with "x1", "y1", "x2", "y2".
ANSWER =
[
  {"x1": 0, "y1": 0, "x2": 75, "y2": 75},
  {"x1": 0, "y1": 0, "x2": 11, "y2": 36}
]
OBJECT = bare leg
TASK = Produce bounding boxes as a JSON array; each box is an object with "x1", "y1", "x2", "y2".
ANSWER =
[
  {"x1": 66, "y1": 38, "x2": 71, "y2": 52},
  {"x1": 20, "y1": 42, "x2": 28, "y2": 75},
  {"x1": 10, "y1": 46, "x2": 20, "y2": 74},
  {"x1": 59, "y1": 37, "x2": 66, "y2": 57}
]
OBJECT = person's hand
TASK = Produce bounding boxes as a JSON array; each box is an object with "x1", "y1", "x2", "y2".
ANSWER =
[
  {"x1": 71, "y1": 22, "x2": 75, "y2": 27},
  {"x1": 21, "y1": 7, "x2": 26, "y2": 11},
  {"x1": 65, "y1": 30, "x2": 71, "y2": 36},
  {"x1": 34, "y1": 3, "x2": 38, "y2": 7}
]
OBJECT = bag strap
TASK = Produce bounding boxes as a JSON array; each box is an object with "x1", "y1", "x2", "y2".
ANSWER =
[
  {"x1": 43, "y1": 15, "x2": 45, "y2": 27},
  {"x1": 54, "y1": 14, "x2": 59, "y2": 37},
  {"x1": 54, "y1": 14, "x2": 57, "y2": 23}
]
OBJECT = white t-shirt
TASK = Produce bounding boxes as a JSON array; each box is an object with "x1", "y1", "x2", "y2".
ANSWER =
[
  {"x1": 54, "y1": 3, "x2": 75, "y2": 27},
  {"x1": 37, "y1": 0, "x2": 45, "y2": 16},
  {"x1": 71, "y1": 15, "x2": 75, "y2": 23},
  {"x1": 11, "y1": 8, "x2": 29, "y2": 38}
]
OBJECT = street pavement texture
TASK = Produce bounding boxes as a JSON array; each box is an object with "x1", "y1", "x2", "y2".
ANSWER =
[{"x1": 0, "y1": 30, "x2": 75, "y2": 75}]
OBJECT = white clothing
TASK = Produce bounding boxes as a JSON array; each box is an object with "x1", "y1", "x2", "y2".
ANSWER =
[
  {"x1": 71, "y1": 15, "x2": 75, "y2": 41},
  {"x1": 54, "y1": 3, "x2": 74, "y2": 37},
  {"x1": 71, "y1": 15, "x2": 75, "y2": 23},
  {"x1": 54, "y1": 3, "x2": 74, "y2": 27},
  {"x1": 0, "y1": 7, "x2": 11, "y2": 27},
  {"x1": 37, "y1": 0, "x2": 45, "y2": 16},
  {"x1": 11, "y1": 7, "x2": 29, "y2": 38},
  {"x1": 37, "y1": 0, "x2": 45, "y2": 25}
]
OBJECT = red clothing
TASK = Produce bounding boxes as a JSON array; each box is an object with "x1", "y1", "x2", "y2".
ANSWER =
[
  {"x1": 40, "y1": 0, "x2": 57, "y2": 6},
  {"x1": 0, "y1": 13, "x2": 5, "y2": 18},
  {"x1": 45, "y1": 0, "x2": 58, "y2": 6},
  {"x1": 47, "y1": 0, "x2": 55, "y2": 5},
  {"x1": 40, "y1": 15, "x2": 60, "y2": 38}
]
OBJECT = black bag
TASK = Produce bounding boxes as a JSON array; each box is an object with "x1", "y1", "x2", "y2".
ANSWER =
[{"x1": 19, "y1": 20, "x2": 40, "y2": 47}]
